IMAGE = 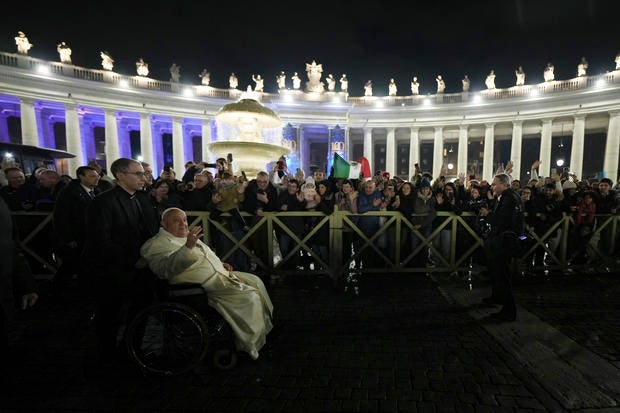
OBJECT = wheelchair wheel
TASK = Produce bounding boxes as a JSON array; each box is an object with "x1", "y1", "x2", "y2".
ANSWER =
[{"x1": 126, "y1": 302, "x2": 208, "y2": 376}]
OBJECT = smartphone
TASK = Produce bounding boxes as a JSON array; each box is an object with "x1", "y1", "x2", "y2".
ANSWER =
[
  {"x1": 551, "y1": 167, "x2": 557, "y2": 175},
  {"x1": 241, "y1": 170, "x2": 247, "y2": 180},
  {"x1": 227, "y1": 153, "x2": 233, "y2": 163}
]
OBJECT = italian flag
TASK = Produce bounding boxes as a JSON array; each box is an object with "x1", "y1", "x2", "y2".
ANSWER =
[{"x1": 333, "y1": 153, "x2": 372, "y2": 179}]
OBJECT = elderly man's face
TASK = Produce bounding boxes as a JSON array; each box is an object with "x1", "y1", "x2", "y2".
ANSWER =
[
  {"x1": 6, "y1": 170, "x2": 26, "y2": 188},
  {"x1": 364, "y1": 182, "x2": 376, "y2": 195},
  {"x1": 162, "y1": 209, "x2": 189, "y2": 238}
]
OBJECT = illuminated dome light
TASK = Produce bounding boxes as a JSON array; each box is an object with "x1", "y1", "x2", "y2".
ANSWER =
[
  {"x1": 595, "y1": 78, "x2": 606, "y2": 88},
  {"x1": 401, "y1": 102, "x2": 405, "y2": 106},
  {"x1": 119, "y1": 79, "x2": 129, "y2": 88},
  {"x1": 282, "y1": 93, "x2": 294, "y2": 103},
  {"x1": 36, "y1": 64, "x2": 50, "y2": 75},
  {"x1": 530, "y1": 88, "x2": 539, "y2": 97},
  {"x1": 472, "y1": 94, "x2": 482, "y2": 104},
  {"x1": 447, "y1": 163, "x2": 454, "y2": 170},
  {"x1": 423, "y1": 97, "x2": 431, "y2": 106},
  {"x1": 183, "y1": 87, "x2": 194, "y2": 97},
  {"x1": 556, "y1": 159, "x2": 564, "y2": 167},
  {"x1": 375, "y1": 100, "x2": 384, "y2": 108}
]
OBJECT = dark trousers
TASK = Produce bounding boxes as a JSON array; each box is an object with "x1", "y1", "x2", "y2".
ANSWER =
[
  {"x1": 93, "y1": 270, "x2": 153, "y2": 362},
  {"x1": 484, "y1": 235, "x2": 516, "y2": 314}
]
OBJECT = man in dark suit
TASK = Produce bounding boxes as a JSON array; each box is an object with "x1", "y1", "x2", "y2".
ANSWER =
[
  {"x1": 82, "y1": 158, "x2": 159, "y2": 364},
  {"x1": 51, "y1": 166, "x2": 101, "y2": 296},
  {"x1": 478, "y1": 173, "x2": 525, "y2": 322}
]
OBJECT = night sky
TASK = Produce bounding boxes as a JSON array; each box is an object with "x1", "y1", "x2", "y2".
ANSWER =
[{"x1": 1, "y1": 0, "x2": 618, "y2": 96}]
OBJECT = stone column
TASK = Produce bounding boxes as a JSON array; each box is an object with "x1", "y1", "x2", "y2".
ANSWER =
[
  {"x1": 510, "y1": 120, "x2": 523, "y2": 181},
  {"x1": 201, "y1": 118, "x2": 212, "y2": 163},
  {"x1": 0, "y1": 113, "x2": 9, "y2": 143},
  {"x1": 386, "y1": 127, "x2": 396, "y2": 175},
  {"x1": 603, "y1": 111, "x2": 620, "y2": 181},
  {"x1": 457, "y1": 125, "x2": 468, "y2": 178},
  {"x1": 64, "y1": 103, "x2": 84, "y2": 173},
  {"x1": 570, "y1": 115, "x2": 586, "y2": 179},
  {"x1": 19, "y1": 97, "x2": 39, "y2": 146},
  {"x1": 172, "y1": 116, "x2": 185, "y2": 173},
  {"x1": 408, "y1": 127, "x2": 420, "y2": 180},
  {"x1": 344, "y1": 127, "x2": 350, "y2": 160},
  {"x1": 482, "y1": 123, "x2": 495, "y2": 181},
  {"x1": 104, "y1": 109, "x2": 120, "y2": 174},
  {"x1": 139, "y1": 112, "x2": 154, "y2": 166},
  {"x1": 433, "y1": 126, "x2": 443, "y2": 179},
  {"x1": 539, "y1": 119, "x2": 553, "y2": 178},
  {"x1": 363, "y1": 127, "x2": 373, "y2": 167}
]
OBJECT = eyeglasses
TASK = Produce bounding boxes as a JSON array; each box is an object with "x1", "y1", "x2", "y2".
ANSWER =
[{"x1": 124, "y1": 171, "x2": 146, "y2": 178}]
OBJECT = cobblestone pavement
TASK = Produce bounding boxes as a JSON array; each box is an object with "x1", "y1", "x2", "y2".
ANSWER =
[{"x1": 1, "y1": 267, "x2": 619, "y2": 412}]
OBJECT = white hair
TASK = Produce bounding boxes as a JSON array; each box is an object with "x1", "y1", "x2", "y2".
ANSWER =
[{"x1": 161, "y1": 207, "x2": 185, "y2": 222}]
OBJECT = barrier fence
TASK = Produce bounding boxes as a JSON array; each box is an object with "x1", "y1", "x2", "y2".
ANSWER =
[{"x1": 12, "y1": 210, "x2": 619, "y2": 281}]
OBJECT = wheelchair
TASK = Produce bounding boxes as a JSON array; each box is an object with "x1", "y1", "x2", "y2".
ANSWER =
[{"x1": 125, "y1": 279, "x2": 238, "y2": 376}]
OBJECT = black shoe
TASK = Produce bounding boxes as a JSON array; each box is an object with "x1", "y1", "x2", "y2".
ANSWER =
[
  {"x1": 489, "y1": 309, "x2": 516, "y2": 322},
  {"x1": 481, "y1": 296, "x2": 502, "y2": 306}
]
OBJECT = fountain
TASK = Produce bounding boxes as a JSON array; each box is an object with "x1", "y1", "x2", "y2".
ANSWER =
[{"x1": 210, "y1": 93, "x2": 289, "y2": 177}]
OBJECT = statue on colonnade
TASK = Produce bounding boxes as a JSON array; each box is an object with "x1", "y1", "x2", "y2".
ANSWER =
[
  {"x1": 199, "y1": 69, "x2": 211, "y2": 85},
  {"x1": 435, "y1": 75, "x2": 445, "y2": 93},
  {"x1": 292, "y1": 72, "x2": 301, "y2": 89},
  {"x1": 364, "y1": 80, "x2": 373, "y2": 96},
  {"x1": 15, "y1": 31, "x2": 33, "y2": 55},
  {"x1": 305, "y1": 60, "x2": 325, "y2": 92},
  {"x1": 326, "y1": 74, "x2": 336, "y2": 91},
  {"x1": 136, "y1": 58, "x2": 149, "y2": 77},
  {"x1": 169, "y1": 63, "x2": 181, "y2": 82},
  {"x1": 462, "y1": 75, "x2": 470, "y2": 92},
  {"x1": 100, "y1": 51, "x2": 114, "y2": 71},
  {"x1": 411, "y1": 76, "x2": 420, "y2": 95},
  {"x1": 276, "y1": 71, "x2": 286, "y2": 89},
  {"x1": 229, "y1": 73, "x2": 238, "y2": 89},
  {"x1": 544, "y1": 63, "x2": 555, "y2": 82},
  {"x1": 515, "y1": 66, "x2": 525, "y2": 86},
  {"x1": 616, "y1": 53, "x2": 620, "y2": 70},
  {"x1": 339, "y1": 74, "x2": 348, "y2": 92},
  {"x1": 485, "y1": 70, "x2": 496, "y2": 89},
  {"x1": 577, "y1": 57, "x2": 588, "y2": 77},
  {"x1": 388, "y1": 78, "x2": 397, "y2": 96},
  {"x1": 57, "y1": 42, "x2": 72, "y2": 64},
  {"x1": 252, "y1": 74, "x2": 264, "y2": 92}
]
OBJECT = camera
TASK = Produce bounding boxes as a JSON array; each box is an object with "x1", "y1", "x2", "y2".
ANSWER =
[
  {"x1": 257, "y1": 188, "x2": 265, "y2": 195},
  {"x1": 163, "y1": 164, "x2": 172, "y2": 173}
]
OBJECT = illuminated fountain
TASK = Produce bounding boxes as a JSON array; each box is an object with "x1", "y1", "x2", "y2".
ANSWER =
[{"x1": 210, "y1": 92, "x2": 289, "y2": 177}]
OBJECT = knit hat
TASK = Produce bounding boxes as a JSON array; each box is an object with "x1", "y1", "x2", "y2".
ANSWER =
[
  {"x1": 420, "y1": 178, "x2": 431, "y2": 188},
  {"x1": 562, "y1": 180, "x2": 577, "y2": 190},
  {"x1": 304, "y1": 176, "x2": 315, "y2": 186}
]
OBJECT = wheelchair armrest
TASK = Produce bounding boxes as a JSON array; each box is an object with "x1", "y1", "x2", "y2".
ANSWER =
[{"x1": 166, "y1": 282, "x2": 206, "y2": 297}]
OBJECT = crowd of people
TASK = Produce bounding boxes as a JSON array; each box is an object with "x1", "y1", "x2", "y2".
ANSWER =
[{"x1": 0, "y1": 154, "x2": 619, "y2": 361}]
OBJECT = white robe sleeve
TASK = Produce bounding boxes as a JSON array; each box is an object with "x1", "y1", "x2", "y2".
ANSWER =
[{"x1": 140, "y1": 233, "x2": 201, "y2": 281}]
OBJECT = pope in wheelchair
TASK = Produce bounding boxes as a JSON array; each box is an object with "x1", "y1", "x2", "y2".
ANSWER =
[{"x1": 140, "y1": 207, "x2": 274, "y2": 360}]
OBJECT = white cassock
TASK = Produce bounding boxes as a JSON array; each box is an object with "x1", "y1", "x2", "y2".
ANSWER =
[{"x1": 140, "y1": 228, "x2": 274, "y2": 359}]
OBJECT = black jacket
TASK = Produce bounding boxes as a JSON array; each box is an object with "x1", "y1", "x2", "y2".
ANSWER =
[
  {"x1": 52, "y1": 179, "x2": 100, "y2": 249},
  {"x1": 82, "y1": 186, "x2": 159, "y2": 278}
]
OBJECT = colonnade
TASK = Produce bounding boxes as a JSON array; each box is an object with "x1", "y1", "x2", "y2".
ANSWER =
[{"x1": 2, "y1": 96, "x2": 620, "y2": 183}]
